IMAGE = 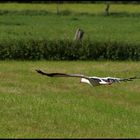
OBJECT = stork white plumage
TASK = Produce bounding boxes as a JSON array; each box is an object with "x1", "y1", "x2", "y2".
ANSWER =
[{"x1": 36, "y1": 69, "x2": 139, "y2": 87}]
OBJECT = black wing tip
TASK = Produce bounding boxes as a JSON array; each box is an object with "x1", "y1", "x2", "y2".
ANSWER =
[
  {"x1": 121, "y1": 76, "x2": 139, "y2": 82},
  {"x1": 36, "y1": 69, "x2": 43, "y2": 74},
  {"x1": 35, "y1": 69, "x2": 48, "y2": 76},
  {"x1": 35, "y1": 69, "x2": 55, "y2": 77}
]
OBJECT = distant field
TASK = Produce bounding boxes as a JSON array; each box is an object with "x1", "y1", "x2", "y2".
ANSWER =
[
  {"x1": 0, "y1": 13, "x2": 140, "y2": 43},
  {"x1": 0, "y1": 3, "x2": 140, "y2": 13},
  {"x1": 0, "y1": 61, "x2": 140, "y2": 138},
  {"x1": 0, "y1": 3, "x2": 140, "y2": 44}
]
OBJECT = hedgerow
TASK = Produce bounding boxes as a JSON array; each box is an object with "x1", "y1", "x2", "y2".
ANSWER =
[{"x1": 0, "y1": 39, "x2": 139, "y2": 60}]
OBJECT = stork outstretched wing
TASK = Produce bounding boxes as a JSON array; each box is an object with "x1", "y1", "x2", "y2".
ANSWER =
[
  {"x1": 36, "y1": 69, "x2": 89, "y2": 79},
  {"x1": 36, "y1": 69, "x2": 140, "y2": 86},
  {"x1": 106, "y1": 76, "x2": 140, "y2": 83}
]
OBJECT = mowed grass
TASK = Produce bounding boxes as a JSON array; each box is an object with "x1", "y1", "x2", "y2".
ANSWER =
[
  {"x1": 0, "y1": 3, "x2": 140, "y2": 44},
  {"x1": 0, "y1": 14, "x2": 140, "y2": 44},
  {"x1": 0, "y1": 3, "x2": 140, "y2": 13},
  {"x1": 0, "y1": 61, "x2": 140, "y2": 138}
]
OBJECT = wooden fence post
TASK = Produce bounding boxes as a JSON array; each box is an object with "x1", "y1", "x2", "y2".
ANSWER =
[
  {"x1": 105, "y1": 2, "x2": 110, "y2": 16},
  {"x1": 74, "y1": 28, "x2": 84, "y2": 41},
  {"x1": 56, "y1": 1, "x2": 60, "y2": 15}
]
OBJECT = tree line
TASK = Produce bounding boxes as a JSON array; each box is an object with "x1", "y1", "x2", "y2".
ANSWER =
[{"x1": 0, "y1": 1, "x2": 140, "y2": 4}]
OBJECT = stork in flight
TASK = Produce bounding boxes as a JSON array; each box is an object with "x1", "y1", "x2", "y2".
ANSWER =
[{"x1": 36, "y1": 69, "x2": 139, "y2": 87}]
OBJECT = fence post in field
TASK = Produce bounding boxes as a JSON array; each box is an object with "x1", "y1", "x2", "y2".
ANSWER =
[
  {"x1": 74, "y1": 28, "x2": 84, "y2": 41},
  {"x1": 105, "y1": 2, "x2": 110, "y2": 16},
  {"x1": 56, "y1": 1, "x2": 60, "y2": 15}
]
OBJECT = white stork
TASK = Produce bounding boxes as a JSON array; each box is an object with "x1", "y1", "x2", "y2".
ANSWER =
[{"x1": 36, "y1": 69, "x2": 139, "y2": 87}]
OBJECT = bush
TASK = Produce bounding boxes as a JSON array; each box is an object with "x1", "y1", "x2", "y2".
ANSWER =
[{"x1": 0, "y1": 39, "x2": 140, "y2": 61}]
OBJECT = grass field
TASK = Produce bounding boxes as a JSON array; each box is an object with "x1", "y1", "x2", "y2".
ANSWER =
[
  {"x1": 0, "y1": 3, "x2": 140, "y2": 138},
  {"x1": 0, "y1": 14, "x2": 140, "y2": 44},
  {"x1": 0, "y1": 3, "x2": 140, "y2": 14},
  {"x1": 0, "y1": 3, "x2": 140, "y2": 44},
  {"x1": 0, "y1": 61, "x2": 140, "y2": 138}
]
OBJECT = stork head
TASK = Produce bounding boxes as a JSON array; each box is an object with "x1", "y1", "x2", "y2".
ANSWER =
[{"x1": 107, "y1": 78, "x2": 114, "y2": 85}]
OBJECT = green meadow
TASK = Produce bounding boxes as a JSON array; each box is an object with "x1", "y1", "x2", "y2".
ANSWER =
[
  {"x1": 0, "y1": 3, "x2": 140, "y2": 13},
  {"x1": 0, "y1": 61, "x2": 140, "y2": 138},
  {"x1": 0, "y1": 3, "x2": 140, "y2": 43},
  {"x1": 0, "y1": 3, "x2": 140, "y2": 138},
  {"x1": 0, "y1": 14, "x2": 140, "y2": 43}
]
